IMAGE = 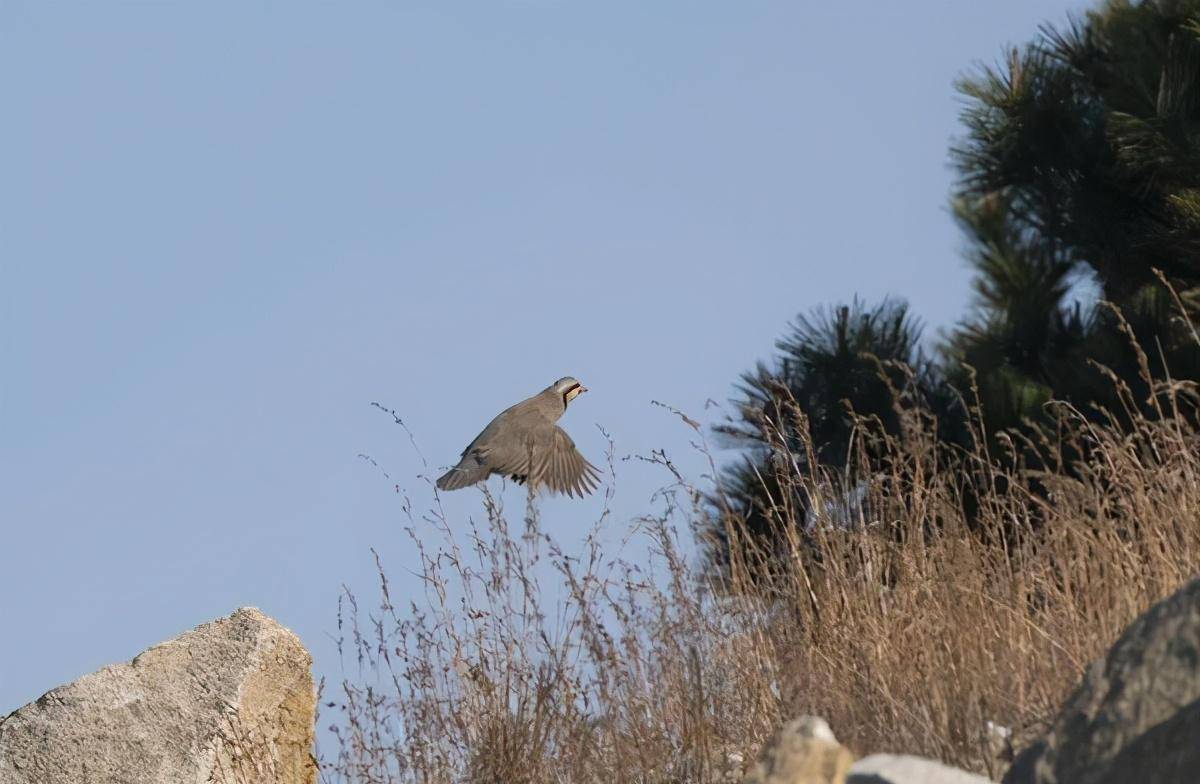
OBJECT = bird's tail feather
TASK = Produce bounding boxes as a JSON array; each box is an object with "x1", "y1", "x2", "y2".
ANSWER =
[{"x1": 436, "y1": 463, "x2": 488, "y2": 491}]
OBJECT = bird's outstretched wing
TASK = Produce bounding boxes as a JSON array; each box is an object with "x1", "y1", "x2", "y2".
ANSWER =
[{"x1": 532, "y1": 426, "x2": 602, "y2": 498}]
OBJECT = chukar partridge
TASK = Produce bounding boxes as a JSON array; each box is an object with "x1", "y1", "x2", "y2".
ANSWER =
[{"x1": 436, "y1": 376, "x2": 601, "y2": 497}]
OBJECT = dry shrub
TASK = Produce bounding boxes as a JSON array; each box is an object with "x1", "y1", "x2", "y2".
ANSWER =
[
  {"x1": 323, "y1": 346, "x2": 1200, "y2": 782},
  {"x1": 718, "y1": 370, "x2": 1200, "y2": 779}
]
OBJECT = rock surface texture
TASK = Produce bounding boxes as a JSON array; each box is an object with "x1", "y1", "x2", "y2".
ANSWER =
[
  {"x1": 0, "y1": 607, "x2": 315, "y2": 784},
  {"x1": 743, "y1": 716, "x2": 855, "y2": 784},
  {"x1": 848, "y1": 753, "x2": 996, "y2": 783},
  {"x1": 1003, "y1": 576, "x2": 1200, "y2": 784}
]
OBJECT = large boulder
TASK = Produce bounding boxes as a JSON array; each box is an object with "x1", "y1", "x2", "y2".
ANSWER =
[
  {"x1": 743, "y1": 716, "x2": 855, "y2": 784},
  {"x1": 1004, "y1": 577, "x2": 1200, "y2": 784},
  {"x1": 848, "y1": 754, "x2": 995, "y2": 783},
  {"x1": 0, "y1": 607, "x2": 314, "y2": 784}
]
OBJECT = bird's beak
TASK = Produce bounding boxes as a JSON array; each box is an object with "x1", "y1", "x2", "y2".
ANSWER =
[{"x1": 580, "y1": 386, "x2": 588, "y2": 394}]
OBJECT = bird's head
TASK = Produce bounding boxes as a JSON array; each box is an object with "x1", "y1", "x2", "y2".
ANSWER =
[{"x1": 552, "y1": 376, "x2": 587, "y2": 406}]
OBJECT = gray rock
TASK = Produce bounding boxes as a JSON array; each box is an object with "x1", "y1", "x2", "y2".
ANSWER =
[
  {"x1": 1004, "y1": 577, "x2": 1200, "y2": 784},
  {"x1": 848, "y1": 754, "x2": 995, "y2": 783},
  {"x1": 0, "y1": 607, "x2": 314, "y2": 784}
]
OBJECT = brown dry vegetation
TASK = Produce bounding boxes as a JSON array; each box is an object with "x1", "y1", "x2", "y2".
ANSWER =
[{"x1": 322, "y1": 332, "x2": 1200, "y2": 783}]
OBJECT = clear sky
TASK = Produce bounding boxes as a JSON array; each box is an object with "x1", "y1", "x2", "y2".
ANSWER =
[{"x1": 1, "y1": 1, "x2": 1088, "y2": 718}]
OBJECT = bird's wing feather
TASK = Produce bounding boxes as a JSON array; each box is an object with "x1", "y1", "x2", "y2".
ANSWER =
[
  {"x1": 532, "y1": 426, "x2": 601, "y2": 498},
  {"x1": 476, "y1": 427, "x2": 536, "y2": 478}
]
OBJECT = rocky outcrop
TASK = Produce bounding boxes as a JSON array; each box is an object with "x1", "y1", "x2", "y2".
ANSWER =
[
  {"x1": 0, "y1": 607, "x2": 315, "y2": 784},
  {"x1": 743, "y1": 716, "x2": 855, "y2": 784},
  {"x1": 1004, "y1": 577, "x2": 1200, "y2": 784},
  {"x1": 848, "y1": 753, "x2": 995, "y2": 783}
]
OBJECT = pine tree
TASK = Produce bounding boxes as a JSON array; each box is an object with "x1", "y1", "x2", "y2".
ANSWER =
[
  {"x1": 706, "y1": 1, "x2": 1200, "y2": 580},
  {"x1": 949, "y1": 0, "x2": 1200, "y2": 431},
  {"x1": 706, "y1": 299, "x2": 941, "y2": 581}
]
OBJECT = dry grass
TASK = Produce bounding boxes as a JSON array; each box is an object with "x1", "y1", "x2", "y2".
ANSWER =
[{"x1": 321, "y1": 354, "x2": 1200, "y2": 782}]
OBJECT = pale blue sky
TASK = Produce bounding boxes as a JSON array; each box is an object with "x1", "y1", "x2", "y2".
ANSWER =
[{"x1": 2, "y1": 1, "x2": 1087, "y2": 718}]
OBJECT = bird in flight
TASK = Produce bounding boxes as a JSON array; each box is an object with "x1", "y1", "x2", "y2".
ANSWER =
[{"x1": 436, "y1": 376, "x2": 601, "y2": 498}]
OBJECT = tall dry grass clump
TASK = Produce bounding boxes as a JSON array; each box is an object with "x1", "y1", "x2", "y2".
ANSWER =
[
  {"x1": 706, "y1": 365, "x2": 1200, "y2": 778},
  {"x1": 324, "y1": 352, "x2": 1200, "y2": 782}
]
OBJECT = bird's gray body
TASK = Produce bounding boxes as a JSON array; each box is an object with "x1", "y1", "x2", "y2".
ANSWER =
[{"x1": 436, "y1": 376, "x2": 601, "y2": 497}]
